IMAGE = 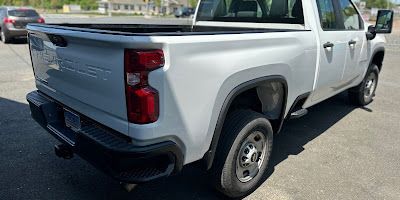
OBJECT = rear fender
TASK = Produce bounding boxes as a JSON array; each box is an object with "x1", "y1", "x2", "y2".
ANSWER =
[{"x1": 204, "y1": 76, "x2": 288, "y2": 170}]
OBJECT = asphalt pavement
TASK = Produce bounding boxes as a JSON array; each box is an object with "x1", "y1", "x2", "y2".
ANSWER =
[{"x1": 0, "y1": 19, "x2": 400, "y2": 200}]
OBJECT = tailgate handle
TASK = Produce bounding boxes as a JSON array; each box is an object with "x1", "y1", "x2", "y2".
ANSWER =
[{"x1": 47, "y1": 34, "x2": 68, "y2": 47}]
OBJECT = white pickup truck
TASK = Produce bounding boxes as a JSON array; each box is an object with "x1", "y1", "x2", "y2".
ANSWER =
[{"x1": 26, "y1": 0, "x2": 394, "y2": 198}]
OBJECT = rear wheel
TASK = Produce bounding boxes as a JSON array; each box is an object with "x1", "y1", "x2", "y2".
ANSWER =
[
  {"x1": 348, "y1": 64, "x2": 379, "y2": 106},
  {"x1": 1, "y1": 29, "x2": 11, "y2": 44},
  {"x1": 210, "y1": 110, "x2": 273, "y2": 199}
]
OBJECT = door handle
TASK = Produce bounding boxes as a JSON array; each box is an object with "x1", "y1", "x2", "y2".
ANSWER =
[
  {"x1": 348, "y1": 40, "x2": 357, "y2": 46},
  {"x1": 323, "y1": 42, "x2": 334, "y2": 48}
]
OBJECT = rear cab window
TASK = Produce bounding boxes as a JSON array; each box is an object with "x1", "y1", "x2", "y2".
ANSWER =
[
  {"x1": 8, "y1": 9, "x2": 39, "y2": 17},
  {"x1": 196, "y1": 0, "x2": 304, "y2": 24}
]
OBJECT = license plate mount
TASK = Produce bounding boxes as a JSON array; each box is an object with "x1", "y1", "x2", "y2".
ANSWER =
[{"x1": 64, "y1": 109, "x2": 81, "y2": 132}]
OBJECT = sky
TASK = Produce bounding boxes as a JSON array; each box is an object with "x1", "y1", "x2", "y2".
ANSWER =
[
  {"x1": 386, "y1": 0, "x2": 399, "y2": 3},
  {"x1": 354, "y1": 0, "x2": 400, "y2": 4}
]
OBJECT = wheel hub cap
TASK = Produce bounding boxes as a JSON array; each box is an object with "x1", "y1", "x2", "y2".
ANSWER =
[
  {"x1": 236, "y1": 131, "x2": 267, "y2": 183},
  {"x1": 364, "y1": 73, "x2": 377, "y2": 99},
  {"x1": 240, "y1": 143, "x2": 259, "y2": 167}
]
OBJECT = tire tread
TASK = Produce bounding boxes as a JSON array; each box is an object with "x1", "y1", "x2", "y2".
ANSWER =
[{"x1": 211, "y1": 109, "x2": 273, "y2": 198}]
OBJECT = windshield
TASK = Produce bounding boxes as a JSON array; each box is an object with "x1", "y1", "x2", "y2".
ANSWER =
[
  {"x1": 8, "y1": 9, "x2": 39, "y2": 17},
  {"x1": 197, "y1": 0, "x2": 304, "y2": 24}
]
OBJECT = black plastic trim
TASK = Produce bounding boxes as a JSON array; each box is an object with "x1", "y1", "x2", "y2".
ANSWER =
[
  {"x1": 285, "y1": 92, "x2": 311, "y2": 121},
  {"x1": 204, "y1": 76, "x2": 288, "y2": 170},
  {"x1": 26, "y1": 90, "x2": 183, "y2": 183},
  {"x1": 323, "y1": 42, "x2": 334, "y2": 48},
  {"x1": 47, "y1": 34, "x2": 68, "y2": 47},
  {"x1": 27, "y1": 23, "x2": 311, "y2": 37},
  {"x1": 369, "y1": 47, "x2": 385, "y2": 69}
]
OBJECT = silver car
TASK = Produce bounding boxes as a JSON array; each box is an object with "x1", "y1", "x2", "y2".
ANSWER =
[{"x1": 0, "y1": 7, "x2": 44, "y2": 43}]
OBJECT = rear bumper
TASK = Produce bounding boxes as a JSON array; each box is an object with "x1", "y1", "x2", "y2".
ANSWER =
[
  {"x1": 26, "y1": 90, "x2": 183, "y2": 183},
  {"x1": 5, "y1": 28, "x2": 27, "y2": 38}
]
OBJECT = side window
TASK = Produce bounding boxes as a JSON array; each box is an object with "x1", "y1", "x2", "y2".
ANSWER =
[
  {"x1": 316, "y1": 0, "x2": 337, "y2": 30},
  {"x1": 196, "y1": 0, "x2": 304, "y2": 24},
  {"x1": 338, "y1": 0, "x2": 362, "y2": 30}
]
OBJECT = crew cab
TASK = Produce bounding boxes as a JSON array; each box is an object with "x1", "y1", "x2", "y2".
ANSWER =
[{"x1": 26, "y1": 0, "x2": 393, "y2": 198}]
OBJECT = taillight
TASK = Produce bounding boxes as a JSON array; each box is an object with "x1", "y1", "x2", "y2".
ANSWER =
[
  {"x1": 3, "y1": 18, "x2": 15, "y2": 24},
  {"x1": 38, "y1": 17, "x2": 45, "y2": 23},
  {"x1": 124, "y1": 49, "x2": 164, "y2": 124}
]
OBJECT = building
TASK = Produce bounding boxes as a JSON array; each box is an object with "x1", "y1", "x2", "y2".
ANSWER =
[
  {"x1": 63, "y1": 5, "x2": 82, "y2": 13},
  {"x1": 97, "y1": 0, "x2": 190, "y2": 15}
]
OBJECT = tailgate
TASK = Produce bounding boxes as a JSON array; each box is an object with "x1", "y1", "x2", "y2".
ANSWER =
[{"x1": 28, "y1": 25, "x2": 128, "y2": 133}]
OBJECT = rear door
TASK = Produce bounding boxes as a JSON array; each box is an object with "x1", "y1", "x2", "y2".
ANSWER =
[
  {"x1": 337, "y1": 0, "x2": 367, "y2": 83},
  {"x1": 312, "y1": 0, "x2": 348, "y2": 101}
]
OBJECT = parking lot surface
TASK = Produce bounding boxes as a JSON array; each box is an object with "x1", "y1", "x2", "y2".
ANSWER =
[{"x1": 0, "y1": 20, "x2": 400, "y2": 200}]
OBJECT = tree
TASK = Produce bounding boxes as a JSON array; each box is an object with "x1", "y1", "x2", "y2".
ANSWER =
[
  {"x1": 79, "y1": 0, "x2": 98, "y2": 10},
  {"x1": 50, "y1": 0, "x2": 63, "y2": 9},
  {"x1": 154, "y1": 0, "x2": 161, "y2": 7},
  {"x1": 365, "y1": 0, "x2": 395, "y2": 9},
  {"x1": 189, "y1": 0, "x2": 198, "y2": 8}
]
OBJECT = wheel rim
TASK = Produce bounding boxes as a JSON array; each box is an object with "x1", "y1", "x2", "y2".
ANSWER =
[
  {"x1": 364, "y1": 72, "x2": 377, "y2": 100},
  {"x1": 236, "y1": 131, "x2": 267, "y2": 183}
]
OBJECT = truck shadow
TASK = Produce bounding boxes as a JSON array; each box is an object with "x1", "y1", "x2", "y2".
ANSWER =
[
  {"x1": 7, "y1": 38, "x2": 28, "y2": 45},
  {"x1": 107, "y1": 92, "x2": 360, "y2": 200},
  {"x1": 119, "y1": 92, "x2": 358, "y2": 200},
  {"x1": 0, "y1": 92, "x2": 362, "y2": 200},
  {"x1": 266, "y1": 92, "x2": 357, "y2": 177}
]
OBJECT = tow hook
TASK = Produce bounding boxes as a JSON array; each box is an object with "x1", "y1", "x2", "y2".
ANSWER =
[{"x1": 54, "y1": 144, "x2": 73, "y2": 159}]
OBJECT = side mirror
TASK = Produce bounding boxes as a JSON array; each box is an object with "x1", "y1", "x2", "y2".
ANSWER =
[
  {"x1": 366, "y1": 10, "x2": 394, "y2": 40},
  {"x1": 366, "y1": 25, "x2": 376, "y2": 40},
  {"x1": 375, "y1": 9, "x2": 394, "y2": 33}
]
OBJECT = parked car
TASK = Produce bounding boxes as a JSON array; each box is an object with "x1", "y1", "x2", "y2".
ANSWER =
[
  {"x1": 174, "y1": 7, "x2": 194, "y2": 18},
  {"x1": 26, "y1": 0, "x2": 393, "y2": 198},
  {"x1": 0, "y1": 7, "x2": 44, "y2": 43}
]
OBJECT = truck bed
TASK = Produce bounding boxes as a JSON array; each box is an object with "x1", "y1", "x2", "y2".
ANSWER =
[
  {"x1": 27, "y1": 21, "x2": 312, "y2": 141},
  {"x1": 29, "y1": 23, "x2": 305, "y2": 36}
]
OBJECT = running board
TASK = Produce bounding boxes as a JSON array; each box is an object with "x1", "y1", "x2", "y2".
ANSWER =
[{"x1": 290, "y1": 108, "x2": 308, "y2": 119}]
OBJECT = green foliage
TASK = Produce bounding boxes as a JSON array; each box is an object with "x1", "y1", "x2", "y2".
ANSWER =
[
  {"x1": 0, "y1": 0, "x2": 98, "y2": 10},
  {"x1": 365, "y1": 0, "x2": 395, "y2": 9},
  {"x1": 154, "y1": 0, "x2": 161, "y2": 7},
  {"x1": 78, "y1": 0, "x2": 98, "y2": 10},
  {"x1": 189, "y1": 0, "x2": 198, "y2": 8},
  {"x1": 50, "y1": 0, "x2": 63, "y2": 9}
]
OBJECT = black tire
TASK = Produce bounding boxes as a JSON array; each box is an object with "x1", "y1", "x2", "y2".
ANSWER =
[
  {"x1": 1, "y1": 29, "x2": 11, "y2": 44},
  {"x1": 210, "y1": 109, "x2": 273, "y2": 199},
  {"x1": 348, "y1": 64, "x2": 380, "y2": 106}
]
